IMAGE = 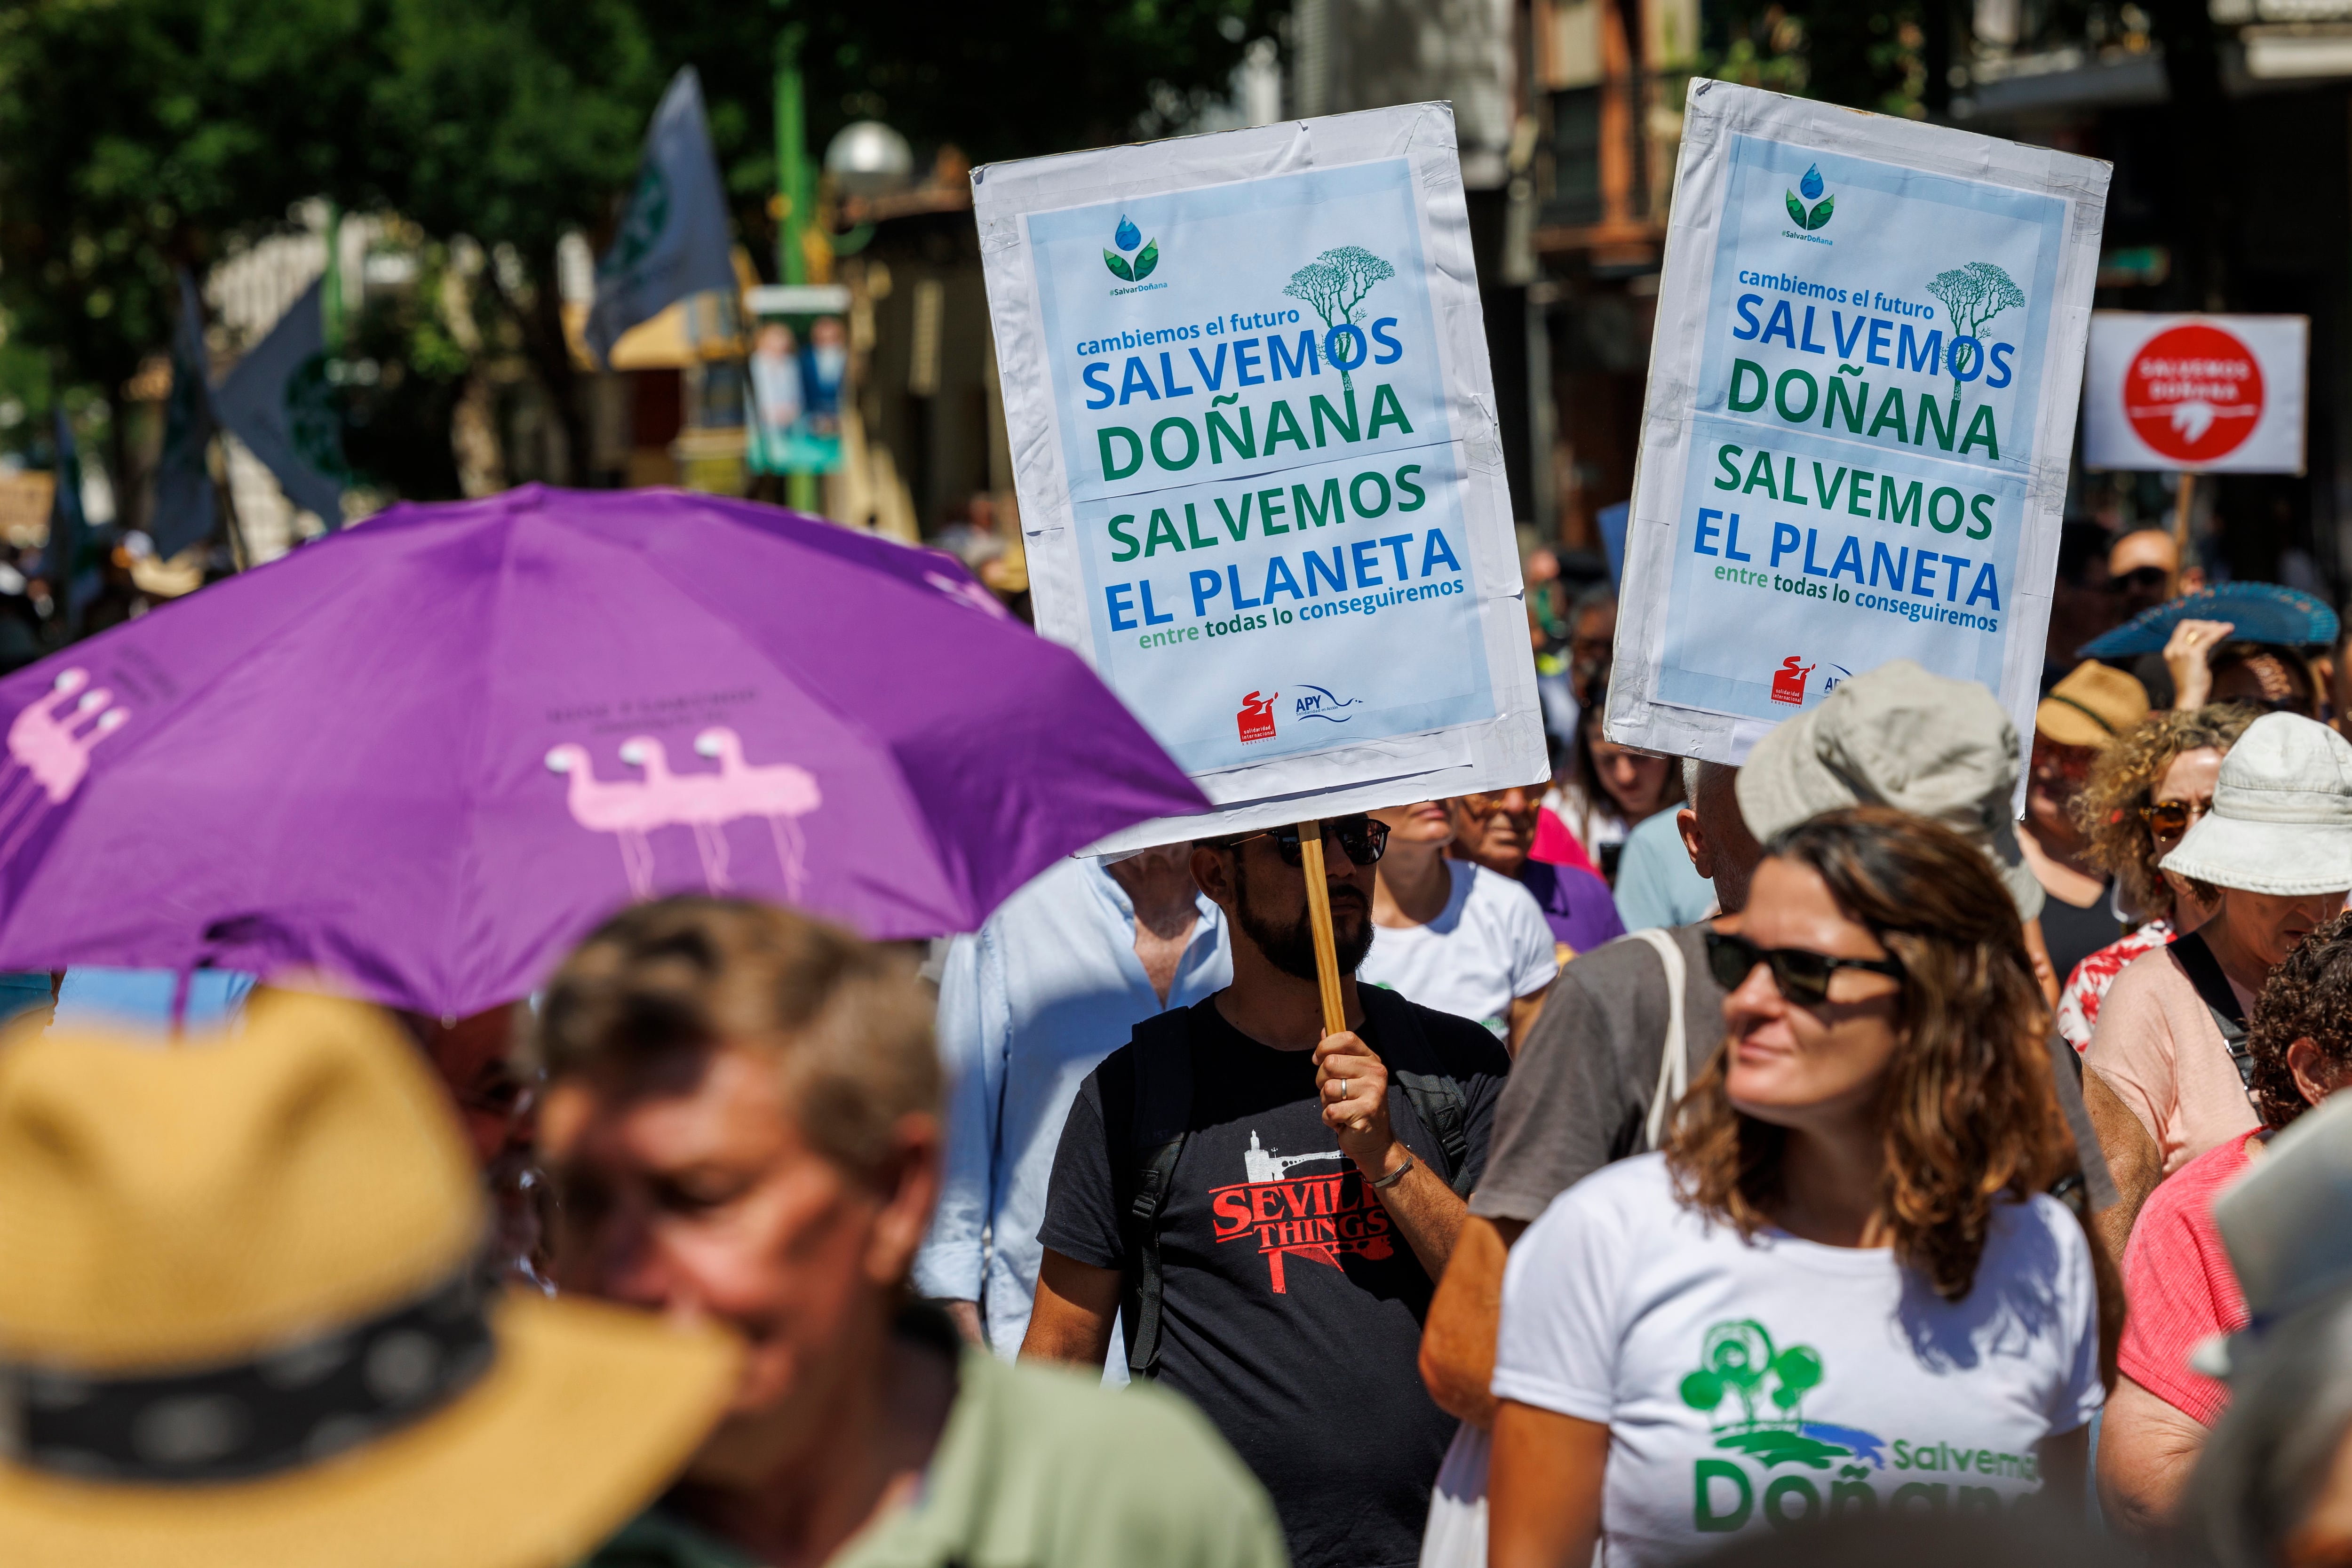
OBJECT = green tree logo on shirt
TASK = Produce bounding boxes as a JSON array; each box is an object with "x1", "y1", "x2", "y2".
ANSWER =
[{"x1": 1681, "y1": 1320, "x2": 1823, "y2": 1430}]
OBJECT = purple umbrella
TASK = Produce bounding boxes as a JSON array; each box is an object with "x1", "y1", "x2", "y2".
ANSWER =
[{"x1": 0, "y1": 486, "x2": 1205, "y2": 1016}]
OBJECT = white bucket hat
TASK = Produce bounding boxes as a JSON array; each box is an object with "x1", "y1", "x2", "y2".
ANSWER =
[
  {"x1": 2162, "y1": 711, "x2": 2352, "y2": 897},
  {"x1": 1737, "y1": 659, "x2": 2044, "y2": 921}
]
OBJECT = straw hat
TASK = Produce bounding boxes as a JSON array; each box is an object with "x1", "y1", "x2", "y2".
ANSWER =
[
  {"x1": 2035, "y1": 661, "x2": 2150, "y2": 749},
  {"x1": 0, "y1": 993, "x2": 737, "y2": 1568},
  {"x1": 2161, "y1": 712, "x2": 2352, "y2": 897},
  {"x1": 1737, "y1": 660, "x2": 2045, "y2": 921}
]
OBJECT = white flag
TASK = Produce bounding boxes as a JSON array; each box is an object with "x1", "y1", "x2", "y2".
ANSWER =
[
  {"x1": 585, "y1": 67, "x2": 739, "y2": 369},
  {"x1": 215, "y1": 276, "x2": 348, "y2": 526}
]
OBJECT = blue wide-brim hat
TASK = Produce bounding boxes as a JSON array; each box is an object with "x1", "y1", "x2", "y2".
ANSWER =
[{"x1": 2079, "y1": 582, "x2": 2339, "y2": 659}]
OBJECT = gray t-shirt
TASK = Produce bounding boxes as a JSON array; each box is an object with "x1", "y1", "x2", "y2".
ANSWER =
[{"x1": 1470, "y1": 924, "x2": 1724, "y2": 1223}]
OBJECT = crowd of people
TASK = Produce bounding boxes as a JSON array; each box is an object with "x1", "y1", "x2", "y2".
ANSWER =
[{"x1": 9, "y1": 549, "x2": 2352, "y2": 1568}]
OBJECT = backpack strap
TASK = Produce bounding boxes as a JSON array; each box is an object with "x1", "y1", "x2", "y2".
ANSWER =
[
  {"x1": 1122, "y1": 1008, "x2": 1195, "y2": 1382},
  {"x1": 2170, "y1": 929, "x2": 2257, "y2": 1095},
  {"x1": 1625, "y1": 928, "x2": 1691, "y2": 1152},
  {"x1": 1358, "y1": 987, "x2": 1472, "y2": 1196}
]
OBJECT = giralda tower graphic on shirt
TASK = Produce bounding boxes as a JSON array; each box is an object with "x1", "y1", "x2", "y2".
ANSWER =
[{"x1": 1213, "y1": 1132, "x2": 1392, "y2": 1292}]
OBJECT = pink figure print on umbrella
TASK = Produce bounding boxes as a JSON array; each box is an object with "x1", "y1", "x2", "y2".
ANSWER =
[
  {"x1": 0, "y1": 669, "x2": 130, "y2": 869},
  {"x1": 692, "y1": 727, "x2": 822, "y2": 899},
  {"x1": 543, "y1": 743, "x2": 662, "y2": 899},
  {"x1": 546, "y1": 730, "x2": 823, "y2": 902}
]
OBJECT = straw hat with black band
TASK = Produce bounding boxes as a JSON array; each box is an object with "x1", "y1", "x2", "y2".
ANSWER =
[
  {"x1": 2036, "y1": 660, "x2": 2151, "y2": 750},
  {"x1": 0, "y1": 993, "x2": 738, "y2": 1568}
]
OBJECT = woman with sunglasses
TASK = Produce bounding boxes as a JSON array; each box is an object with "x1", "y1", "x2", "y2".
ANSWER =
[
  {"x1": 2056, "y1": 705, "x2": 2259, "y2": 1051},
  {"x1": 2082, "y1": 712, "x2": 2352, "y2": 1258},
  {"x1": 1487, "y1": 807, "x2": 2099, "y2": 1568}
]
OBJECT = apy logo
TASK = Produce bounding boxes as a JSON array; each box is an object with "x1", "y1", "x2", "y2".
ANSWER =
[
  {"x1": 1236, "y1": 691, "x2": 1279, "y2": 744},
  {"x1": 1103, "y1": 214, "x2": 1159, "y2": 283},
  {"x1": 1770, "y1": 657, "x2": 1816, "y2": 707},
  {"x1": 1784, "y1": 164, "x2": 1834, "y2": 233},
  {"x1": 1291, "y1": 685, "x2": 1363, "y2": 724}
]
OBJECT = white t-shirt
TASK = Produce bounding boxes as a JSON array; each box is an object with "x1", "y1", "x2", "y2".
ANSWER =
[
  {"x1": 1494, "y1": 1155, "x2": 2103, "y2": 1568},
  {"x1": 1358, "y1": 861, "x2": 1558, "y2": 1037}
]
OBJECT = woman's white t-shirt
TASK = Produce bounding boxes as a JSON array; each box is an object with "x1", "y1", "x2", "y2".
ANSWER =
[
  {"x1": 1493, "y1": 1155, "x2": 2103, "y2": 1568},
  {"x1": 1357, "y1": 862, "x2": 1557, "y2": 1038}
]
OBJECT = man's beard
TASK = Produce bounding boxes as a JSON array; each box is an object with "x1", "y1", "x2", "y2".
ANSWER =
[{"x1": 1232, "y1": 853, "x2": 1373, "y2": 981}]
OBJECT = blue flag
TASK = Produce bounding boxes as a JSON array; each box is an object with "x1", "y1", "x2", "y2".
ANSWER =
[
  {"x1": 150, "y1": 269, "x2": 219, "y2": 559},
  {"x1": 585, "y1": 67, "x2": 739, "y2": 369},
  {"x1": 215, "y1": 276, "x2": 348, "y2": 527},
  {"x1": 46, "y1": 409, "x2": 90, "y2": 632}
]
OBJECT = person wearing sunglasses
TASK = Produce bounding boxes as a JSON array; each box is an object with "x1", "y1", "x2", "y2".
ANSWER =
[
  {"x1": 1443, "y1": 786, "x2": 1624, "y2": 966},
  {"x1": 2022, "y1": 662, "x2": 2150, "y2": 994},
  {"x1": 2057, "y1": 705, "x2": 2260, "y2": 1051},
  {"x1": 2083, "y1": 713, "x2": 2352, "y2": 1260},
  {"x1": 1022, "y1": 813, "x2": 1512, "y2": 1568},
  {"x1": 1487, "y1": 807, "x2": 2102, "y2": 1568}
]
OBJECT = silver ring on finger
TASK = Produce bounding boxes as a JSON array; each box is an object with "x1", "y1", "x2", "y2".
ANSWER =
[{"x1": 1339, "y1": 1079, "x2": 1350, "y2": 1100}]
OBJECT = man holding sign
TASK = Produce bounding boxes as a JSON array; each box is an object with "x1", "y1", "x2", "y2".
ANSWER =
[{"x1": 1024, "y1": 816, "x2": 1509, "y2": 1568}]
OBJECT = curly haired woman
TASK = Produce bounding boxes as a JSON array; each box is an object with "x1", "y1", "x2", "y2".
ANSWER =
[
  {"x1": 2055, "y1": 705, "x2": 2260, "y2": 1050},
  {"x1": 1486, "y1": 808, "x2": 2102, "y2": 1568},
  {"x1": 2096, "y1": 910, "x2": 2352, "y2": 1541}
]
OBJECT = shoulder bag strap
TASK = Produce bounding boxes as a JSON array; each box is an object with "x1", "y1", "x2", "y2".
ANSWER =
[
  {"x1": 1628, "y1": 928, "x2": 1690, "y2": 1151},
  {"x1": 2169, "y1": 930, "x2": 2257, "y2": 1092}
]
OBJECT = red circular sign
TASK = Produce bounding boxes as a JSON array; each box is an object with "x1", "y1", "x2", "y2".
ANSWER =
[{"x1": 2125, "y1": 323, "x2": 2265, "y2": 464}]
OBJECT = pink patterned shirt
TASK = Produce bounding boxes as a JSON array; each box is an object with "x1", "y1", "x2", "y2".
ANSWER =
[{"x1": 2057, "y1": 921, "x2": 2174, "y2": 1051}]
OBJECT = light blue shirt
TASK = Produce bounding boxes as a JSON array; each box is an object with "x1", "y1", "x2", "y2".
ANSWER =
[
  {"x1": 1612, "y1": 808, "x2": 1717, "y2": 932},
  {"x1": 50, "y1": 968, "x2": 257, "y2": 1032},
  {"x1": 914, "y1": 857, "x2": 1230, "y2": 1370}
]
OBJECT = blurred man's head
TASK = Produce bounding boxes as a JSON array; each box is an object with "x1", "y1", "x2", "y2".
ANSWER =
[
  {"x1": 2109, "y1": 528, "x2": 2179, "y2": 618},
  {"x1": 2048, "y1": 520, "x2": 2120, "y2": 673},
  {"x1": 532, "y1": 899, "x2": 939, "y2": 1486},
  {"x1": 1446, "y1": 788, "x2": 1540, "y2": 876},
  {"x1": 1681, "y1": 760, "x2": 1763, "y2": 914},
  {"x1": 1192, "y1": 819, "x2": 1383, "y2": 979}
]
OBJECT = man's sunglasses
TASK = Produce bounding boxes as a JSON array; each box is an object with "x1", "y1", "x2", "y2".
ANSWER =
[
  {"x1": 2138, "y1": 797, "x2": 2210, "y2": 841},
  {"x1": 1704, "y1": 929, "x2": 1904, "y2": 1006},
  {"x1": 1224, "y1": 816, "x2": 1390, "y2": 867},
  {"x1": 2112, "y1": 566, "x2": 2171, "y2": 595}
]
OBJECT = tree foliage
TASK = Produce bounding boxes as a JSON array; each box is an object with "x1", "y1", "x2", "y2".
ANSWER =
[{"x1": 0, "y1": 0, "x2": 1280, "y2": 486}]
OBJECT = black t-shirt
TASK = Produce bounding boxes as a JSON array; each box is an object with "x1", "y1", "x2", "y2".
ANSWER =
[
  {"x1": 1038, "y1": 996, "x2": 1509, "y2": 1568},
  {"x1": 2039, "y1": 879, "x2": 2122, "y2": 986}
]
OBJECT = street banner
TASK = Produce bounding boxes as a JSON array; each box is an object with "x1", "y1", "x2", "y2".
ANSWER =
[
  {"x1": 586, "y1": 67, "x2": 739, "y2": 370},
  {"x1": 150, "y1": 268, "x2": 218, "y2": 559},
  {"x1": 1607, "y1": 81, "x2": 2110, "y2": 767},
  {"x1": 976, "y1": 103, "x2": 1543, "y2": 853},
  {"x1": 2082, "y1": 312, "x2": 2307, "y2": 474},
  {"x1": 215, "y1": 276, "x2": 348, "y2": 527}
]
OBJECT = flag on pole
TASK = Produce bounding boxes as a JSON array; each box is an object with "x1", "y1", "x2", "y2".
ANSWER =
[
  {"x1": 46, "y1": 408, "x2": 90, "y2": 633},
  {"x1": 585, "y1": 67, "x2": 739, "y2": 369},
  {"x1": 215, "y1": 276, "x2": 348, "y2": 528},
  {"x1": 150, "y1": 269, "x2": 219, "y2": 559}
]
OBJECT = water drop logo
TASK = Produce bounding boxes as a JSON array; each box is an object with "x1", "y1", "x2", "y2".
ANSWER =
[
  {"x1": 1104, "y1": 213, "x2": 1160, "y2": 283},
  {"x1": 1784, "y1": 164, "x2": 1835, "y2": 232}
]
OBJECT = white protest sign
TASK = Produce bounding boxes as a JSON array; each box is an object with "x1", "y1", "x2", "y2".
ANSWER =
[
  {"x1": 976, "y1": 103, "x2": 1543, "y2": 854},
  {"x1": 1608, "y1": 81, "x2": 2109, "y2": 765},
  {"x1": 2082, "y1": 313, "x2": 2307, "y2": 474}
]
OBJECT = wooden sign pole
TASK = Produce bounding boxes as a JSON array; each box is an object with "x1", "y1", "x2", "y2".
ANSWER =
[
  {"x1": 2171, "y1": 470, "x2": 2197, "y2": 585},
  {"x1": 1294, "y1": 818, "x2": 1367, "y2": 1131}
]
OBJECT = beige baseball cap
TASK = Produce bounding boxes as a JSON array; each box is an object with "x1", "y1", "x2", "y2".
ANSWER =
[{"x1": 1736, "y1": 660, "x2": 2044, "y2": 921}]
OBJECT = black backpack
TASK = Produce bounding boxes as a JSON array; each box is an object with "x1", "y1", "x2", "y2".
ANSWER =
[{"x1": 1117, "y1": 986, "x2": 1476, "y2": 1380}]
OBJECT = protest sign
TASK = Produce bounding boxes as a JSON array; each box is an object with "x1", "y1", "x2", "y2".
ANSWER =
[
  {"x1": 976, "y1": 103, "x2": 1543, "y2": 856},
  {"x1": 1607, "y1": 81, "x2": 2109, "y2": 766},
  {"x1": 215, "y1": 276, "x2": 348, "y2": 528},
  {"x1": 2083, "y1": 312, "x2": 2306, "y2": 474}
]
